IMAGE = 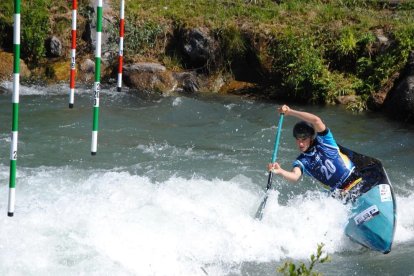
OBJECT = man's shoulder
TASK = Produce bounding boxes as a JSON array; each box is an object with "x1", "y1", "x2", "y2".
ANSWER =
[{"x1": 317, "y1": 127, "x2": 330, "y2": 137}]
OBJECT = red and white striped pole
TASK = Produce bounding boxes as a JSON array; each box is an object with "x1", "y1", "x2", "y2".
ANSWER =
[
  {"x1": 69, "y1": 0, "x2": 77, "y2": 108},
  {"x1": 117, "y1": 0, "x2": 125, "y2": 92}
]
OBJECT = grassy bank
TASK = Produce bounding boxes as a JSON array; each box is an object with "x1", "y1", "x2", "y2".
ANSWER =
[{"x1": 1, "y1": 0, "x2": 414, "y2": 108}]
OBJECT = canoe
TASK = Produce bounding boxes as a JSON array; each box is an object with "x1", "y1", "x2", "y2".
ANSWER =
[{"x1": 339, "y1": 145, "x2": 397, "y2": 254}]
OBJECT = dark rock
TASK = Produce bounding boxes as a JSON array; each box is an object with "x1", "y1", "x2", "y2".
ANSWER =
[
  {"x1": 81, "y1": 2, "x2": 112, "y2": 54},
  {"x1": 45, "y1": 36, "x2": 63, "y2": 57},
  {"x1": 383, "y1": 51, "x2": 414, "y2": 123},
  {"x1": 173, "y1": 72, "x2": 200, "y2": 93},
  {"x1": 181, "y1": 28, "x2": 218, "y2": 70}
]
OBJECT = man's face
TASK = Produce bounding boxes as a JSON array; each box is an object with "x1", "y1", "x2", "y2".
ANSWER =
[{"x1": 295, "y1": 136, "x2": 312, "y2": 152}]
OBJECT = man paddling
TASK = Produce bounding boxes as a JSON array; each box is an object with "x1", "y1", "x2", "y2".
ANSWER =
[{"x1": 268, "y1": 105, "x2": 369, "y2": 201}]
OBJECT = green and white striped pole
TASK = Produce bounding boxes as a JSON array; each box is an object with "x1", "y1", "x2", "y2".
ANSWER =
[
  {"x1": 8, "y1": 0, "x2": 21, "y2": 217},
  {"x1": 91, "y1": 0, "x2": 102, "y2": 156}
]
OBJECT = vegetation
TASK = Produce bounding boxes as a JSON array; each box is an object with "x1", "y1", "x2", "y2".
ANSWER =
[
  {"x1": 1, "y1": 0, "x2": 414, "y2": 108},
  {"x1": 278, "y1": 243, "x2": 331, "y2": 276}
]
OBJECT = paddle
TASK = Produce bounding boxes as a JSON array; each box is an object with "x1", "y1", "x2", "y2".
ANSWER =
[{"x1": 255, "y1": 113, "x2": 284, "y2": 220}]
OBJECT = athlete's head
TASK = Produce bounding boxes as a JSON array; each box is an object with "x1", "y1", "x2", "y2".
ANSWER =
[
  {"x1": 293, "y1": 121, "x2": 315, "y2": 152},
  {"x1": 293, "y1": 121, "x2": 315, "y2": 139}
]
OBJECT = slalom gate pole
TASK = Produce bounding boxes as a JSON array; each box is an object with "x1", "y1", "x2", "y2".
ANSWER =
[
  {"x1": 116, "y1": 0, "x2": 125, "y2": 92},
  {"x1": 91, "y1": 0, "x2": 102, "y2": 156},
  {"x1": 8, "y1": 0, "x2": 21, "y2": 217},
  {"x1": 69, "y1": 0, "x2": 77, "y2": 108}
]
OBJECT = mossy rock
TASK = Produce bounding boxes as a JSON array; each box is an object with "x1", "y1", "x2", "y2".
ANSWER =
[{"x1": 0, "y1": 51, "x2": 31, "y2": 82}]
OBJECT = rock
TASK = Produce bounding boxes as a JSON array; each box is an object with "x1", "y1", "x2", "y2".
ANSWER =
[
  {"x1": 181, "y1": 28, "x2": 219, "y2": 70},
  {"x1": 123, "y1": 62, "x2": 177, "y2": 94},
  {"x1": 79, "y1": 58, "x2": 95, "y2": 82},
  {"x1": 367, "y1": 93, "x2": 386, "y2": 111},
  {"x1": 383, "y1": 51, "x2": 414, "y2": 123},
  {"x1": 335, "y1": 95, "x2": 358, "y2": 105},
  {"x1": 0, "y1": 51, "x2": 30, "y2": 82},
  {"x1": 49, "y1": 60, "x2": 70, "y2": 82},
  {"x1": 219, "y1": 80, "x2": 256, "y2": 94},
  {"x1": 372, "y1": 29, "x2": 391, "y2": 54},
  {"x1": 45, "y1": 36, "x2": 63, "y2": 57},
  {"x1": 81, "y1": 1, "x2": 113, "y2": 55},
  {"x1": 125, "y1": 63, "x2": 166, "y2": 73},
  {"x1": 367, "y1": 72, "x2": 399, "y2": 111},
  {"x1": 173, "y1": 72, "x2": 199, "y2": 93}
]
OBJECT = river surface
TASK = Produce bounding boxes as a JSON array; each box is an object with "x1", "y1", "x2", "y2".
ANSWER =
[{"x1": 0, "y1": 82, "x2": 413, "y2": 276}]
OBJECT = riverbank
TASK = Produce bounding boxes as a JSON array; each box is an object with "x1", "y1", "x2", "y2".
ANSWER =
[{"x1": 1, "y1": 0, "x2": 414, "y2": 122}]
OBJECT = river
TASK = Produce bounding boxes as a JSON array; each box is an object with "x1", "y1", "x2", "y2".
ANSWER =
[{"x1": 0, "y1": 82, "x2": 413, "y2": 275}]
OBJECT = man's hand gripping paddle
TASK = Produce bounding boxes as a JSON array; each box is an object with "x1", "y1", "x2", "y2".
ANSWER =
[{"x1": 255, "y1": 113, "x2": 284, "y2": 220}]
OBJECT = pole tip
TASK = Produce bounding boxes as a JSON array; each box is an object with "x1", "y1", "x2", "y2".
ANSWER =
[
  {"x1": 91, "y1": 152, "x2": 97, "y2": 156},
  {"x1": 69, "y1": 103, "x2": 74, "y2": 109},
  {"x1": 117, "y1": 87, "x2": 122, "y2": 92},
  {"x1": 7, "y1": 212, "x2": 14, "y2": 217}
]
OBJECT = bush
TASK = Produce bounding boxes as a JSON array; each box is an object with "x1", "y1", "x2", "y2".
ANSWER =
[
  {"x1": 0, "y1": 2, "x2": 15, "y2": 50},
  {"x1": 269, "y1": 31, "x2": 330, "y2": 103},
  {"x1": 278, "y1": 243, "x2": 331, "y2": 276},
  {"x1": 21, "y1": 1, "x2": 50, "y2": 66},
  {"x1": 124, "y1": 16, "x2": 164, "y2": 57}
]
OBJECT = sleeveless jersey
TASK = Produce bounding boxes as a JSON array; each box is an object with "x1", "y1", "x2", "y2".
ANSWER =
[{"x1": 293, "y1": 128, "x2": 355, "y2": 191}]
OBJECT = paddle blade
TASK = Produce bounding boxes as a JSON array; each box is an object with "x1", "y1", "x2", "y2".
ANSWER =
[{"x1": 255, "y1": 194, "x2": 269, "y2": 220}]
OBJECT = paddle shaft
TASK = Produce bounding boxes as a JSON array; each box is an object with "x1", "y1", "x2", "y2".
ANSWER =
[
  {"x1": 255, "y1": 113, "x2": 284, "y2": 219},
  {"x1": 267, "y1": 113, "x2": 284, "y2": 188}
]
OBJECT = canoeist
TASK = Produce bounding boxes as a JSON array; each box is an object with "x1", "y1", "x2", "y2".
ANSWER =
[{"x1": 267, "y1": 105, "x2": 372, "y2": 201}]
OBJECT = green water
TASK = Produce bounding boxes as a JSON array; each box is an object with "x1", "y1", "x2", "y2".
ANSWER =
[{"x1": 0, "y1": 83, "x2": 413, "y2": 275}]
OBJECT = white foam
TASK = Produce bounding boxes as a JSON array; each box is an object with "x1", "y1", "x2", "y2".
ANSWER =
[
  {"x1": 0, "y1": 166, "x2": 413, "y2": 275},
  {"x1": 394, "y1": 194, "x2": 414, "y2": 243},
  {"x1": 172, "y1": 97, "x2": 183, "y2": 106},
  {"x1": 0, "y1": 81, "x2": 125, "y2": 97}
]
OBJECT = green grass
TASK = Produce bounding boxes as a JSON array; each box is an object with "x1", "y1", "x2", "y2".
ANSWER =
[{"x1": 1, "y1": 0, "x2": 414, "y2": 107}]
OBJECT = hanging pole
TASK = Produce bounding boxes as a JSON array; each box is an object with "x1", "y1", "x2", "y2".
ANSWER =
[
  {"x1": 69, "y1": 0, "x2": 77, "y2": 108},
  {"x1": 116, "y1": 0, "x2": 125, "y2": 92},
  {"x1": 8, "y1": 0, "x2": 21, "y2": 217},
  {"x1": 91, "y1": 0, "x2": 103, "y2": 155}
]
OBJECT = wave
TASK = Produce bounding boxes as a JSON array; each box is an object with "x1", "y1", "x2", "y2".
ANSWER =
[
  {"x1": 0, "y1": 165, "x2": 413, "y2": 275},
  {"x1": 0, "y1": 81, "x2": 127, "y2": 96}
]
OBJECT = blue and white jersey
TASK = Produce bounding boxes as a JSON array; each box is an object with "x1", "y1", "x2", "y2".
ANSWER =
[{"x1": 293, "y1": 128, "x2": 355, "y2": 191}]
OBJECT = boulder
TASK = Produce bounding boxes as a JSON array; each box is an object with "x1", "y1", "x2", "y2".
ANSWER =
[
  {"x1": 383, "y1": 51, "x2": 414, "y2": 123},
  {"x1": 0, "y1": 51, "x2": 31, "y2": 82},
  {"x1": 45, "y1": 36, "x2": 63, "y2": 57},
  {"x1": 181, "y1": 28, "x2": 219, "y2": 70},
  {"x1": 123, "y1": 62, "x2": 177, "y2": 94}
]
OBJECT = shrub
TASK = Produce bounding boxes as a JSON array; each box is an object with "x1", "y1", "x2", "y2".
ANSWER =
[
  {"x1": 124, "y1": 16, "x2": 164, "y2": 57},
  {"x1": 21, "y1": 3, "x2": 50, "y2": 66},
  {"x1": 269, "y1": 31, "x2": 330, "y2": 103},
  {"x1": 278, "y1": 243, "x2": 331, "y2": 276}
]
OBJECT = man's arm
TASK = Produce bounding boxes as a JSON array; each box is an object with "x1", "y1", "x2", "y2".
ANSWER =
[
  {"x1": 267, "y1": 163, "x2": 302, "y2": 182},
  {"x1": 278, "y1": 105, "x2": 326, "y2": 132}
]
